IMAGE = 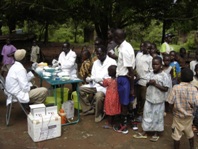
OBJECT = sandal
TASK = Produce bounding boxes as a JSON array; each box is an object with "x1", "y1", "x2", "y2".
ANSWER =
[
  {"x1": 150, "y1": 135, "x2": 159, "y2": 142},
  {"x1": 133, "y1": 132, "x2": 147, "y2": 139}
]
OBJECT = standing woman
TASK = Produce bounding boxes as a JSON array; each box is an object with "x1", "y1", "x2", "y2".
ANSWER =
[{"x1": 1, "y1": 38, "x2": 17, "y2": 78}]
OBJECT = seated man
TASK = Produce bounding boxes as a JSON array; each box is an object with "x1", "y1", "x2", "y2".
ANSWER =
[
  {"x1": 58, "y1": 42, "x2": 77, "y2": 79},
  {"x1": 79, "y1": 45, "x2": 117, "y2": 122},
  {"x1": 5, "y1": 49, "x2": 48, "y2": 106}
]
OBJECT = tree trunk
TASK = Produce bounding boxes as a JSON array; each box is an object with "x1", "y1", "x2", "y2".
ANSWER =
[
  {"x1": 94, "y1": 22, "x2": 108, "y2": 45},
  {"x1": 161, "y1": 20, "x2": 166, "y2": 44},
  {"x1": 7, "y1": 17, "x2": 16, "y2": 34},
  {"x1": 74, "y1": 22, "x2": 78, "y2": 43},
  {"x1": 84, "y1": 26, "x2": 94, "y2": 43},
  {"x1": 44, "y1": 22, "x2": 49, "y2": 44}
]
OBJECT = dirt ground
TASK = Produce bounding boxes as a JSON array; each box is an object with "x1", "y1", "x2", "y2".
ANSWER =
[{"x1": 0, "y1": 44, "x2": 198, "y2": 149}]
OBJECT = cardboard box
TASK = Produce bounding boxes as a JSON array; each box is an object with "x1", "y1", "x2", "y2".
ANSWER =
[
  {"x1": 29, "y1": 104, "x2": 46, "y2": 118},
  {"x1": 27, "y1": 114, "x2": 61, "y2": 142},
  {"x1": 46, "y1": 106, "x2": 58, "y2": 116}
]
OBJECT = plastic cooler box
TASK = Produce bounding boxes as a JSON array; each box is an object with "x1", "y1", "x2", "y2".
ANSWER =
[
  {"x1": 27, "y1": 114, "x2": 61, "y2": 142},
  {"x1": 56, "y1": 88, "x2": 69, "y2": 102},
  {"x1": 44, "y1": 96, "x2": 62, "y2": 111},
  {"x1": 71, "y1": 91, "x2": 81, "y2": 110}
]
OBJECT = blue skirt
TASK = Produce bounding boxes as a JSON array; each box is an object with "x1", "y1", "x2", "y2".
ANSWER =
[{"x1": 117, "y1": 76, "x2": 133, "y2": 105}]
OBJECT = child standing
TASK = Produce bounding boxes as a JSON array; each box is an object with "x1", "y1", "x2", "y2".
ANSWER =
[
  {"x1": 79, "y1": 49, "x2": 92, "y2": 84},
  {"x1": 167, "y1": 68, "x2": 198, "y2": 149},
  {"x1": 162, "y1": 54, "x2": 173, "y2": 114},
  {"x1": 30, "y1": 40, "x2": 40, "y2": 63},
  {"x1": 191, "y1": 64, "x2": 198, "y2": 134},
  {"x1": 191, "y1": 63, "x2": 198, "y2": 89},
  {"x1": 170, "y1": 51, "x2": 181, "y2": 86},
  {"x1": 133, "y1": 56, "x2": 171, "y2": 142},
  {"x1": 135, "y1": 41, "x2": 153, "y2": 123},
  {"x1": 190, "y1": 49, "x2": 198, "y2": 75},
  {"x1": 96, "y1": 65, "x2": 121, "y2": 128}
]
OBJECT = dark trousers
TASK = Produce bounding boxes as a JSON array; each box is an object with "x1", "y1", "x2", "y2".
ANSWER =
[{"x1": 136, "y1": 84, "x2": 147, "y2": 116}]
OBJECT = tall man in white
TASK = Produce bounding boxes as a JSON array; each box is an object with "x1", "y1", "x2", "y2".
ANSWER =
[{"x1": 113, "y1": 29, "x2": 135, "y2": 134}]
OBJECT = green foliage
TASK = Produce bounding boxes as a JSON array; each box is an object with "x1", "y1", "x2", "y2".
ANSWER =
[{"x1": 1, "y1": 26, "x2": 9, "y2": 35}]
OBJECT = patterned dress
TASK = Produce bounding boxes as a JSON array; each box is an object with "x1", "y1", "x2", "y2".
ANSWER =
[
  {"x1": 103, "y1": 78, "x2": 121, "y2": 116},
  {"x1": 142, "y1": 71, "x2": 171, "y2": 132},
  {"x1": 79, "y1": 59, "x2": 92, "y2": 83}
]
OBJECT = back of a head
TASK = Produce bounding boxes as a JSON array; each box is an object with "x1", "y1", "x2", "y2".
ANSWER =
[
  {"x1": 82, "y1": 49, "x2": 91, "y2": 59},
  {"x1": 181, "y1": 68, "x2": 193, "y2": 82}
]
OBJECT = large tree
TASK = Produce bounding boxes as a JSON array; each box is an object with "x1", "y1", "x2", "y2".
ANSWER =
[{"x1": 1, "y1": 0, "x2": 198, "y2": 43}]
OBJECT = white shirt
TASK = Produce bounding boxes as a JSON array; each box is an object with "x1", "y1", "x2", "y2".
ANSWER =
[
  {"x1": 116, "y1": 40, "x2": 135, "y2": 76},
  {"x1": 84, "y1": 56, "x2": 117, "y2": 94},
  {"x1": 58, "y1": 50, "x2": 77, "y2": 77},
  {"x1": 5, "y1": 61, "x2": 32, "y2": 105},
  {"x1": 190, "y1": 60, "x2": 198, "y2": 75},
  {"x1": 30, "y1": 45, "x2": 40, "y2": 63},
  {"x1": 136, "y1": 54, "x2": 153, "y2": 86}
]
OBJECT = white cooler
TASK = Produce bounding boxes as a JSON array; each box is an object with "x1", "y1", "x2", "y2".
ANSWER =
[{"x1": 27, "y1": 114, "x2": 61, "y2": 142}]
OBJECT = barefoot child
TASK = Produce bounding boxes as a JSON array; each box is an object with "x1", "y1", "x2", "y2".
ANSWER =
[
  {"x1": 133, "y1": 56, "x2": 171, "y2": 142},
  {"x1": 96, "y1": 65, "x2": 121, "y2": 128},
  {"x1": 167, "y1": 68, "x2": 198, "y2": 149},
  {"x1": 162, "y1": 54, "x2": 173, "y2": 114}
]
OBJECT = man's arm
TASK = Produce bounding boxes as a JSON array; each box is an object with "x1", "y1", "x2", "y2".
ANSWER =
[{"x1": 127, "y1": 67, "x2": 134, "y2": 96}]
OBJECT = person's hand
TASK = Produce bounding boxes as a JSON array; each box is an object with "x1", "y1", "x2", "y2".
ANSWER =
[
  {"x1": 30, "y1": 85, "x2": 37, "y2": 90},
  {"x1": 86, "y1": 77, "x2": 93, "y2": 83},
  {"x1": 130, "y1": 88, "x2": 135, "y2": 97},
  {"x1": 148, "y1": 80, "x2": 156, "y2": 86},
  {"x1": 7, "y1": 53, "x2": 13, "y2": 57},
  {"x1": 93, "y1": 78, "x2": 103, "y2": 83}
]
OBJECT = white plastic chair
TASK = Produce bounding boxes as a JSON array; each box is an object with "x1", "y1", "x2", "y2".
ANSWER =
[{"x1": 0, "y1": 75, "x2": 28, "y2": 126}]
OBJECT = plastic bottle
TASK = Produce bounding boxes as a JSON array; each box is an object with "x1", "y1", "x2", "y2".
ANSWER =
[{"x1": 58, "y1": 108, "x2": 67, "y2": 124}]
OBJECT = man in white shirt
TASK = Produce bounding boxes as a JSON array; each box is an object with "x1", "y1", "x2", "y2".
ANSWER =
[
  {"x1": 58, "y1": 42, "x2": 77, "y2": 78},
  {"x1": 113, "y1": 29, "x2": 135, "y2": 134},
  {"x1": 58, "y1": 42, "x2": 77, "y2": 91},
  {"x1": 79, "y1": 45, "x2": 117, "y2": 122},
  {"x1": 5, "y1": 49, "x2": 48, "y2": 106}
]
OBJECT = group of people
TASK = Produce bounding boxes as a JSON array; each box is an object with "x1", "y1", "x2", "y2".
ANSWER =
[
  {"x1": 1, "y1": 38, "x2": 48, "y2": 107},
  {"x1": 1, "y1": 29, "x2": 198, "y2": 149},
  {"x1": 78, "y1": 30, "x2": 198, "y2": 149}
]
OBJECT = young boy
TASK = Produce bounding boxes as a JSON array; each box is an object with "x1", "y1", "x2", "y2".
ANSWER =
[
  {"x1": 135, "y1": 41, "x2": 153, "y2": 123},
  {"x1": 30, "y1": 40, "x2": 40, "y2": 63},
  {"x1": 167, "y1": 68, "x2": 198, "y2": 149}
]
